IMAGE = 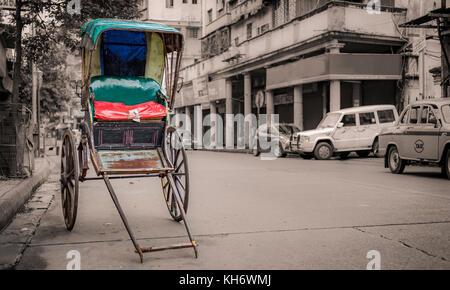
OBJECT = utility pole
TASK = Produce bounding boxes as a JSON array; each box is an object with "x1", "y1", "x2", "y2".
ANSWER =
[{"x1": 441, "y1": 0, "x2": 449, "y2": 98}]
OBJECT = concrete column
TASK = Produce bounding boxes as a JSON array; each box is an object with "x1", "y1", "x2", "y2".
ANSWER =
[
  {"x1": 174, "y1": 108, "x2": 180, "y2": 128},
  {"x1": 266, "y1": 90, "x2": 274, "y2": 125},
  {"x1": 225, "y1": 79, "x2": 233, "y2": 147},
  {"x1": 352, "y1": 82, "x2": 361, "y2": 107},
  {"x1": 185, "y1": 106, "x2": 191, "y2": 129},
  {"x1": 244, "y1": 73, "x2": 251, "y2": 147},
  {"x1": 184, "y1": 106, "x2": 192, "y2": 148},
  {"x1": 293, "y1": 85, "x2": 303, "y2": 130},
  {"x1": 210, "y1": 101, "x2": 217, "y2": 147},
  {"x1": 330, "y1": 80, "x2": 341, "y2": 112},
  {"x1": 322, "y1": 83, "x2": 327, "y2": 117}
]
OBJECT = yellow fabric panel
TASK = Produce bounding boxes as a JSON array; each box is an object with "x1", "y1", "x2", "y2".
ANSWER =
[
  {"x1": 91, "y1": 39, "x2": 102, "y2": 77},
  {"x1": 145, "y1": 32, "x2": 165, "y2": 84}
]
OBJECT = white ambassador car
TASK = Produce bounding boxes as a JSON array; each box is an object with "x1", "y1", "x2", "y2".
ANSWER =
[{"x1": 292, "y1": 105, "x2": 399, "y2": 160}]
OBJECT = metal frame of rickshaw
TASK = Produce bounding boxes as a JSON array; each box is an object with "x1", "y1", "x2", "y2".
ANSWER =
[{"x1": 60, "y1": 19, "x2": 197, "y2": 263}]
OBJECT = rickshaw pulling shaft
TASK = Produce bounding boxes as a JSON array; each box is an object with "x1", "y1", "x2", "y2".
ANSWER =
[
  {"x1": 102, "y1": 173, "x2": 144, "y2": 262},
  {"x1": 102, "y1": 172, "x2": 198, "y2": 263}
]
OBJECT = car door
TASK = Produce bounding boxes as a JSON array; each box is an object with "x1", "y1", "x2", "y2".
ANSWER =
[
  {"x1": 439, "y1": 104, "x2": 450, "y2": 159},
  {"x1": 333, "y1": 113, "x2": 358, "y2": 151},
  {"x1": 358, "y1": 111, "x2": 378, "y2": 149},
  {"x1": 400, "y1": 105, "x2": 421, "y2": 159},
  {"x1": 403, "y1": 105, "x2": 440, "y2": 160},
  {"x1": 391, "y1": 106, "x2": 410, "y2": 157}
]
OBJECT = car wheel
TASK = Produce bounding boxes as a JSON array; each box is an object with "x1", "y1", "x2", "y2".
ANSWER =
[
  {"x1": 442, "y1": 149, "x2": 450, "y2": 180},
  {"x1": 372, "y1": 138, "x2": 381, "y2": 157},
  {"x1": 314, "y1": 142, "x2": 333, "y2": 160},
  {"x1": 387, "y1": 146, "x2": 405, "y2": 174},
  {"x1": 339, "y1": 152, "x2": 350, "y2": 160},
  {"x1": 357, "y1": 150, "x2": 371, "y2": 158},
  {"x1": 300, "y1": 153, "x2": 313, "y2": 160}
]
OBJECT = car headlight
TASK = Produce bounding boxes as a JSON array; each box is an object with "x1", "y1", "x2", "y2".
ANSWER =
[{"x1": 299, "y1": 135, "x2": 310, "y2": 144}]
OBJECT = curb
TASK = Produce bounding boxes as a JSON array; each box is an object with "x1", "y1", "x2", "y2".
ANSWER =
[
  {"x1": 189, "y1": 148, "x2": 252, "y2": 154},
  {"x1": 0, "y1": 157, "x2": 52, "y2": 231}
]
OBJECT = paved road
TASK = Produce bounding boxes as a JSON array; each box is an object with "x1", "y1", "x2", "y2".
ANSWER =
[{"x1": 9, "y1": 151, "x2": 450, "y2": 269}]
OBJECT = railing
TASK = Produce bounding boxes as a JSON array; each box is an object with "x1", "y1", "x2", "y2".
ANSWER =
[{"x1": 183, "y1": 1, "x2": 406, "y2": 82}]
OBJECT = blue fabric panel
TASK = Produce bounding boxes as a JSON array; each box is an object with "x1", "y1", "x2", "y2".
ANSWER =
[{"x1": 101, "y1": 30, "x2": 147, "y2": 77}]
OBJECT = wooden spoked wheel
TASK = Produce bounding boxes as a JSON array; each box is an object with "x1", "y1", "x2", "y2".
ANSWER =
[
  {"x1": 161, "y1": 126, "x2": 189, "y2": 222},
  {"x1": 60, "y1": 130, "x2": 79, "y2": 231}
]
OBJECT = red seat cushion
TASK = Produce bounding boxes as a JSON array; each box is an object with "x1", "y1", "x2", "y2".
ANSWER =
[{"x1": 94, "y1": 101, "x2": 166, "y2": 120}]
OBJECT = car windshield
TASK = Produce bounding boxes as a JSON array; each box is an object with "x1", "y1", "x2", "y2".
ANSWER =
[
  {"x1": 442, "y1": 105, "x2": 450, "y2": 123},
  {"x1": 317, "y1": 113, "x2": 341, "y2": 129},
  {"x1": 279, "y1": 125, "x2": 301, "y2": 135}
]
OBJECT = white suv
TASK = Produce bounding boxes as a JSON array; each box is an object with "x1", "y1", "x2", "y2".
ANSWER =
[{"x1": 292, "y1": 105, "x2": 399, "y2": 160}]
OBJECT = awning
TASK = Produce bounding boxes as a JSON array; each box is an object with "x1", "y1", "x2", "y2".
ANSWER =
[
  {"x1": 266, "y1": 53, "x2": 402, "y2": 90},
  {"x1": 400, "y1": 8, "x2": 450, "y2": 29}
]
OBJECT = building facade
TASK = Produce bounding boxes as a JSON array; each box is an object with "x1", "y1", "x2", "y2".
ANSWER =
[
  {"x1": 140, "y1": 0, "x2": 202, "y2": 67},
  {"x1": 175, "y1": 0, "x2": 422, "y2": 148}
]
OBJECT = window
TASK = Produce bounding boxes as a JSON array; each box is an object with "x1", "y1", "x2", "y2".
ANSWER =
[
  {"x1": 409, "y1": 106, "x2": 420, "y2": 124},
  {"x1": 400, "y1": 109, "x2": 409, "y2": 124},
  {"x1": 359, "y1": 112, "x2": 376, "y2": 125},
  {"x1": 187, "y1": 27, "x2": 199, "y2": 39},
  {"x1": 183, "y1": 0, "x2": 187, "y2": 3},
  {"x1": 421, "y1": 106, "x2": 437, "y2": 125},
  {"x1": 247, "y1": 23, "x2": 253, "y2": 39},
  {"x1": 442, "y1": 105, "x2": 450, "y2": 123},
  {"x1": 217, "y1": 0, "x2": 224, "y2": 10},
  {"x1": 284, "y1": 0, "x2": 290, "y2": 21},
  {"x1": 192, "y1": 0, "x2": 197, "y2": 4},
  {"x1": 342, "y1": 114, "x2": 356, "y2": 127},
  {"x1": 258, "y1": 24, "x2": 270, "y2": 35},
  {"x1": 377, "y1": 110, "x2": 395, "y2": 124},
  {"x1": 166, "y1": 0, "x2": 174, "y2": 8},
  {"x1": 207, "y1": 9, "x2": 213, "y2": 23},
  {"x1": 420, "y1": 106, "x2": 429, "y2": 124}
]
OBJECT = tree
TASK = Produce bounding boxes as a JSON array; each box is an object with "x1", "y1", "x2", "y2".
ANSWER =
[{"x1": 5, "y1": 0, "x2": 143, "y2": 175}]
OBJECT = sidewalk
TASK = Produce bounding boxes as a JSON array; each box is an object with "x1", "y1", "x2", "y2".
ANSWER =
[{"x1": 0, "y1": 157, "x2": 52, "y2": 231}]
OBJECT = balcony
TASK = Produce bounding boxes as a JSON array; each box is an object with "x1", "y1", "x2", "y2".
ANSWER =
[
  {"x1": 185, "y1": 1, "x2": 407, "y2": 82},
  {"x1": 229, "y1": 0, "x2": 265, "y2": 23}
]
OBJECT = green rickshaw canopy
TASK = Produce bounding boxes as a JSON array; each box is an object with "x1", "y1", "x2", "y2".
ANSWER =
[{"x1": 81, "y1": 19, "x2": 182, "y2": 51}]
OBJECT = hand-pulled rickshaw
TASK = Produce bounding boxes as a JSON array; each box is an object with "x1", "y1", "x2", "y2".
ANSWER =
[{"x1": 60, "y1": 19, "x2": 197, "y2": 263}]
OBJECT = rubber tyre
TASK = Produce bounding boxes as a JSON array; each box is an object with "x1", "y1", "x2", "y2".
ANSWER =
[
  {"x1": 339, "y1": 152, "x2": 350, "y2": 160},
  {"x1": 60, "y1": 130, "x2": 79, "y2": 231},
  {"x1": 300, "y1": 153, "x2": 313, "y2": 160},
  {"x1": 161, "y1": 126, "x2": 189, "y2": 222},
  {"x1": 387, "y1": 146, "x2": 406, "y2": 174},
  {"x1": 274, "y1": 143, "x2": 286, "y2": 158},
  {"x1": 372, "y1": 138, "x2": 381, "y2": 157},
  {"x1": 442, "y1": 149, "x2": 450, "y2": 180},
  {"x1": 314, "y1": 142, "x2": 333, "y2": 160}
]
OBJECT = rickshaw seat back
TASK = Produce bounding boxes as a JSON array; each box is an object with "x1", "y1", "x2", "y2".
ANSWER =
[{"x1": 90, "y1": 76, "x2": 166, "y2": 106}]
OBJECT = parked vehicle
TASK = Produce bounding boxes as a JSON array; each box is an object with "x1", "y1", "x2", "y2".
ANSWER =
[
  {"x1": 253, "y1": 123, "x2": 301, "y2": 157},
  {"x1": 379, "y1": 99, "x2": 450, "y2": 179},
  {"x1": 60, "y1": 19, "x2": 198, "y2": 263},
  {"x1": 292, "y1": 105, "x2": 399, "y2": 160}
]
